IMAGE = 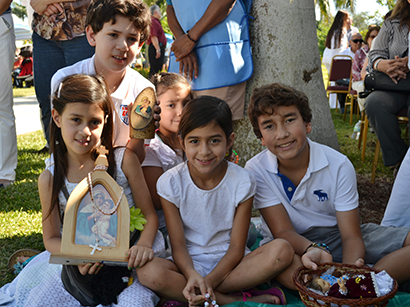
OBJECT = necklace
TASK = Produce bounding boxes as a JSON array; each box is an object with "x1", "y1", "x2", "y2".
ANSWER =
[{"x1": 87, "y1": 165, "x2": 123, "y2": 215}]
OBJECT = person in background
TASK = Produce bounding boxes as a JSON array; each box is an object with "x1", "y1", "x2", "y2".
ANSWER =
[
  {"x1": 352, "y1": 25, "x2": 380, "y2": 113},
  {"x1": 166, "y1": 0, "x2": 253, "y2": 121},
  {"x1": 147, "y1": 5, "x2": 166, "y2": 78},
  {"x1": 30, "y1": 0, "x2": 95, "y2": 153},
  {"x1": 337, "y1": 32, "x2": 362, "y2": 114},
  {"x1": 322, "y1": 10, "x2": 353, "y2": 110},
  {"x1": 0, "y1": 0, "x2": 17, "y2": 188},
  {"x1": 365, "y1": 0, "x2": 410, "y2": 170}
]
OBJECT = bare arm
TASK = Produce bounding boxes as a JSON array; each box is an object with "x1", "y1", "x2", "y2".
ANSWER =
[
  {"x1": 142, "y1": 166, "x2": 164, "y2": 210},
  {"x1": 166, "y1": 5, "x2": 198, "y2": 80},
  {"x1": 151, "y1": 36, "x2": 161, "y2": 59},
  {"x1": 260, "y1": 204, "x2": 332, "y2": 270},
  {"x1": 170, "y1": 0, "x2": 236, "y2": 60},
  {"x1": 122, "y1": 148, "x2": 159, "y2": 268},
  {"x1": 127, "y1": 139, "x2": 145, "y2": 164},
  {"x1": 38, "y1": 170, "x2": 62, "y2": 253},
  {"x1": 336, "y1": 208, "x2": 365, "y2": 266},
  {"x1": 0, "y1": 0, "x2": 13, "y2": 16},
  {"x1": 30, "y1": 0, "x2": 73, "y2": 15},
  {"x1": 360, "y1": 56, "x2": 368, "y2": 80}
]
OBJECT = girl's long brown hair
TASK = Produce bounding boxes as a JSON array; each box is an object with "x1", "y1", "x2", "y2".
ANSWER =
[
  {"x1": 150, "y1": 72, "x2": 193, "y2": 155},
  {"x1": 390, "y1": 0, "x2": 410, "y2": 28},
  {"x1": 45, "y1": 74, "x2": 115, "y2": 222},
  {"x1": 325, "y1": 10, "x2": 349, "y2": 49}
]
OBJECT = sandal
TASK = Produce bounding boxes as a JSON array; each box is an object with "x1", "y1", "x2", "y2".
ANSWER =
[
  {"x1": 239, "y1": 286, "x2": 286, "y2": 305},
  {"x1": 8, "y1": 249, "x2": 40, "y2": 275}
]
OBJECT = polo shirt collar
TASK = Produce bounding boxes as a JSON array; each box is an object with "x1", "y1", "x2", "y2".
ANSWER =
[{"x1": 262, "y1": 138, "x2": 329, "y2": 174}]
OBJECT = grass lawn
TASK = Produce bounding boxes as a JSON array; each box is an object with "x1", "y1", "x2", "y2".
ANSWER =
[{"x1": 0, "y1": 87, "x2": 396, "y2": 287}]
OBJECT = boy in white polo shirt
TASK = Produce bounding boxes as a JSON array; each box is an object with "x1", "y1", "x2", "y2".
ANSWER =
[
  {"x1": 51, "y1": 0, "x2": 155, "y2": 162},
  {"x1": 245, "y1": 83, "x2": 410, "y2": 289}
]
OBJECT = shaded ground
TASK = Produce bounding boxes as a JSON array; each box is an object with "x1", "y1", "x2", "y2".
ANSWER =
[{"x1": 357, "y1": 174, "x2": 394, "y2": 224}]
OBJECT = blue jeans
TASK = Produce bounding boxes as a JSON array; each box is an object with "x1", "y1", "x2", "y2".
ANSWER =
[{"x1": 32, "y1": 32, "x2": 94, "y2": 145}]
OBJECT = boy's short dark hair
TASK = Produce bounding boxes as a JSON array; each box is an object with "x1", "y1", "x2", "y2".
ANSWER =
[
  {"x1": 86, "y1": 0, "x2": 151, "y2": 43},
  {"x1": 248, "y1": 83, "x2": 312, "y2": 139}
]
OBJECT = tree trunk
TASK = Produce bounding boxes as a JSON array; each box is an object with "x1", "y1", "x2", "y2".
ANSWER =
[{"x1": 235, "y1": 0, "x2": 339, "y2": 165}]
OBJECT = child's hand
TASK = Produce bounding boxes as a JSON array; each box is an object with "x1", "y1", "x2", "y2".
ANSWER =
[
  {"x1": 78, "y1": 262, "x2": 103, "y2": 275},
  {"x1": 126, "y1": 245, "x2": 154, "y2": 269},
  {"x1": 183, "y1": 273, "x2": 213, "y2": 306},
  {"x1": 301, "y1": 248, "x2": 332, "y2": 270},
  {"x1": 354, "y1": 257, "x2": 364, "y2": 267}
]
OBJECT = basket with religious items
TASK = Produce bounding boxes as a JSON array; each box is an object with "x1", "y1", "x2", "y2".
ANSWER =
[{"x1": 293, "y1": 262, "x2": 398, "y2": 307}]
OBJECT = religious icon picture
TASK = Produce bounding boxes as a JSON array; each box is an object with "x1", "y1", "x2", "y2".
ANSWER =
[
  {"x1": 129, "y1": 87, "x2": 156, "y2": 139},
  {"x1": 75, "y1": 185, "x2": 118, "y2": 248},
  {"x1": 49, "y1": 146, "x2": 130, "y2": 265}
]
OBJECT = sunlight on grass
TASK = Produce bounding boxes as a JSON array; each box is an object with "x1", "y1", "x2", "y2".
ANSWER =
[
  {"x1": 13, "y1": 87, "x2": 35, "y2": 98},
  {"x1": 0, "y1": 211, "x2": 42, "y2": 238}
]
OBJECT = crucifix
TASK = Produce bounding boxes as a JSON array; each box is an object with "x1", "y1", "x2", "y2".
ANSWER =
[{"x1": 89, "y1": 242, "x2": 102, "y2": 255}]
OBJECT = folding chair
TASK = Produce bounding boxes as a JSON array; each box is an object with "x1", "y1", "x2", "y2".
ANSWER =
[
  {"x1": 326, "y1": 55, "x2": 353, "y2": 112},
  {"x1": 360, "y1": 108, "x2": 409, "y2": 183}
]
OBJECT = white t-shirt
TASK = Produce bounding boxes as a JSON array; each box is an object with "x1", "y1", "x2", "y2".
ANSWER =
[
  {"x1": 141, "y1": 133, "x2": 184, "y2": 229},
  {"x1": 245, "y1": 139, "x2": 358, "y2": 245},
  {"x1": 157, "y1": 161, "x2": 256, "y2": 256},
  {"x1": 50, "y1": 55, "x2": 155, "y2": 147},
  {"x1": 382, "y1": 146, "x2": 410, "y2": 227}
]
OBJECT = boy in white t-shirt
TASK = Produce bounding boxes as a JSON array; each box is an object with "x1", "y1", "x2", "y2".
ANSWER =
[
  {"x1": 245, "y1": 83, "x2": 410, "y2": 289},
  {"x1": 51, "y1": 0, "x2": 157, "y2": 162}
]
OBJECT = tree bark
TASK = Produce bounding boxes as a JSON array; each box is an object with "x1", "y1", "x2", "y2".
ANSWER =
[{"x1": 235, "y1": 0, "x2": 339, "y2": 165}]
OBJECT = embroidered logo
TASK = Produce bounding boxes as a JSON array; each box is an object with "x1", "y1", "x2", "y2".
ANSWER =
[
  {"x1": 120, "y1": 104, "x2": 129, "y2": 125},
  {"x1": 313, "y1": 189, "x2": 328, "y2": 201}
]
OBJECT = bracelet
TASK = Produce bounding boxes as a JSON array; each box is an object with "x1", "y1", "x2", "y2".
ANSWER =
[
  {"x1": 374, "y1": 59, "x2": 383, "y2": 71},
  {"x1": 186, "y1": 30, "x2": 198, "y2": 43},
  {"x1": 302, "y1": 242, "x2": 332, "y2": 255}
]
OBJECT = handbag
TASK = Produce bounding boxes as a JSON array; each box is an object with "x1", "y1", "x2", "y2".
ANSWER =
[{"x1": 364, "y1": 71, "x2": 410, "y2": 92}]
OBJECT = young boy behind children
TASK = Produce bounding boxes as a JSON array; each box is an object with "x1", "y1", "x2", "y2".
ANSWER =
[
  {"x1": 50, "y1": 0, "x2": 154, "y2": 162},
  {"x1": 245, "y1": 83, "x2": 410, "y2": 290}
]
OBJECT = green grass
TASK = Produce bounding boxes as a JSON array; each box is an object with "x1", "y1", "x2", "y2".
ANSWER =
[
  {"x1": 1, "y1": 130, "x2": 47, "y2": 285},
  {"x1": 13, "y1": 87, "x2": 35, "y2": 98}
]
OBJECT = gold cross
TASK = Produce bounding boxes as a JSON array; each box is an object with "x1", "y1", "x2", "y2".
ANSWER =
[{"x1": 97, "y1": 145, "x2": 109, "y2": 156}]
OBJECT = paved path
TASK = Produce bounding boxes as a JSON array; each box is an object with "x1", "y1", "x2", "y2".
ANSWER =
[{"x1": 13, "y1": 95, "x2": 43, "y2": 136}]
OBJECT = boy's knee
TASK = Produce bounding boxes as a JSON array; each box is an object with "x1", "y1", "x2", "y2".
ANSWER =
[{"x1": 266, "y1": 239, "x2": 294, "y2": 268}]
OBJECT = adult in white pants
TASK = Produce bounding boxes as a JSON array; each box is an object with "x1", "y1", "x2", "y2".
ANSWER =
[{"x1": 0, "y1": 2, "x2": 17, "y2": 187}]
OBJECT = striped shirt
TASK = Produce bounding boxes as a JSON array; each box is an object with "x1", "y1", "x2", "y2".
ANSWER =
[{"x1": 367, "y1": 18, "x2": 409, "y2": 73}]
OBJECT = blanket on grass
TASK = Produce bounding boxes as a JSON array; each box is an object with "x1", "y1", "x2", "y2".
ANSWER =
[{"x1": 223, "y1": 289, "x2": 410, "y2": 306}]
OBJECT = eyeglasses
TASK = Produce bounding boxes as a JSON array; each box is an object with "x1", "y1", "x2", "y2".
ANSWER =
[
  {"x1": 369, "y1": 35, "x2": 377, "y2": 38},
  {"x1": 352, "y1": 39, "x2": 364, "y2": 44}
]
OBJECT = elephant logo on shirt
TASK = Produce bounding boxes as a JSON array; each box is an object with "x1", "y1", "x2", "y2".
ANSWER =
[{"x1": 313, "y1": 189, "x2": 328, "y2": 201}]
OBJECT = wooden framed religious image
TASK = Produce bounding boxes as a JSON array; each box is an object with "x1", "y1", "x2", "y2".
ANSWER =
[
  {"x1": 50, "y1": 146, "x2": 130, "y2": 266},
  {"x1": 129, "y1": 87, "x2": 156, "y2": 139}
]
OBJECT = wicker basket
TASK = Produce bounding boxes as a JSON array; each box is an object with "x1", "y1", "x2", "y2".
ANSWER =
[{"x1": 293, "y1": 262, "x2": 398, "y2": 307}]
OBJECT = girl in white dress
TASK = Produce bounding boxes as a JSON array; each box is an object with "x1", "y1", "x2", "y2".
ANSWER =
[
  {"x1": 0, "y1": 74, "x2": 164, "y2": 307},
  {"x1": 142, "y1": 73, "x2": 192, "y2": 236},
  {"x1": 137, "y1": 96, "x2": 295, "y2": 306}
]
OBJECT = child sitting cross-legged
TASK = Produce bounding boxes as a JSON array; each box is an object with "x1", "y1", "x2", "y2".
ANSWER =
[
  {"x1": 137, "y1": 96, "x2": 294, "y2": 306},
  {"x1": 244, "y1": 83, "x2": 410, "y2": 292}
]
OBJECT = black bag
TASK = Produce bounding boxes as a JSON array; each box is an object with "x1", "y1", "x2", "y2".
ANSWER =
[
  {"x1": 61, "y1": 265, "x2": 130, "y2": 306},
  {"x1": 336, "y1": 78, "x2": 350, "y2": 86},
  {"x1": 61, "y1": 229, "x2": 140, "y2": 306},
  {"x1": 364, "y1": 71, "x2": 410, "y2": 92}
]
